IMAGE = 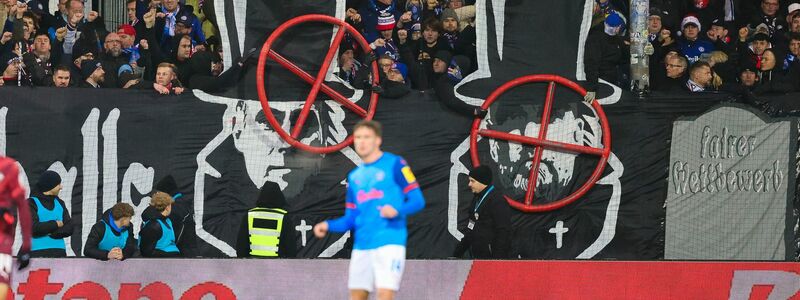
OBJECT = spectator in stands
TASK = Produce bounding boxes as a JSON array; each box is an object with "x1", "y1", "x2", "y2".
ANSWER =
[
  {"x1": 790, "y1": 10, "x2": 800, "y2": 33},
  {"x1": 0, "y1": 56, "x2": 30, "y2": 86},
  {"x1": 738, "y1": 64, "x2": 759, "y2": 91},
  {"x1": 57, "y1": 0, "x2": 107, "y2": 57},
  {"x1": 357, "y1": 0, "x2": 399, "y2": 43},
  {"x1": 653, "y1": 54, "x2": 689, "y2": 92},
  {"x1": 140, "y1": 191, "x2": 181, "y2": 257},
  {"x1": 440, "y1": 9, "x2": 460, "y2": 51},
  {"x1": 127, "y1": 0, "x2": 139, "y2": 27},
  {"x1": 452, "y1": 166, "x2": 511, "y2": 259},
  {"x1": 415, "y1": 18, "x2": 445, "y2": 63},
  {"x1": 153, "y1": 0, "x2": 206, "y2": 53},
  {"x1": 706, "y1": 19, "x2": 734, "y2": 54},
  {"x1": 686, "y1": 61, "x2": 713, "y2": 91},
  {"x1": 154, "y1": 62, "x2": 184, "y2": 94},
  {"x1": 28, "y1": 171, "x2": 73, "y2": 257},
  {"x1": 68, "y1": 42, "x2": 96, "y2": 82},
  {"x1": 79, "y1": 59, "x2": 104, "y2": 88},
  {"x1": 50, "y1": 65, "x2": 71, "y2": 87},
  {"x1": 84, "y1": 203, "x2": 137, "y2": 261},
  {"x1": 784, "y1": 33, "x2": 800, "y2": 69},
  {"x1": 118, "y1": 25, "x2": 140, "y2": 64},
  {"x1": 748, "y1": 0, "x2": 786, "y2": 38},
  {"x1": 423, "y1": 0, "x2": 443, "y2": 20},
  {"x1": 678, "y1": 15, "x2": 715, "y2": 64},
  {"x1": 741, "y1": 33, "x2": 771, "y2": 69},
  {"x1": 374, "y1": 12, "x2": 399, "y2": 60},
  {"x1": 236, "y1": 182, "x2": 296, "y2": 258},
  {"x1": 175, "y1": 12, "x2": 205, "y2": 52},
  {"x1": 584, "y1": 10, "x2": 629, "y2": 100},
  {"x1": 337, "y1": 45, "x2": 361, "y2": 85},
  {"x1": 99, "y1": 32, "x2": 129, "y2": 88},
  {"x1": 755, "y1": 48, "x2": 798, "y2": 94},
  {"x1": 167, "y1": 34, "x2": 193, "y2": 85},
  {"x1": 705, "y1": 51, "x2": 736, "y2": 88},
  {"x1": 401, "y1": 0, "x2": 422, "y2": 30},
  {"x1": 22, "y1": 33, "x2": 61, "y2": 86},
  {"x1": 648, "y1": 8, "x2": 665, "y2": 43}
]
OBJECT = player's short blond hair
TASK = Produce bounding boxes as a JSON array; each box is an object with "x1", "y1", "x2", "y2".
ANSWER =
[{"x1": 150, "y1": 191, "x2": 174, "y2": 212}]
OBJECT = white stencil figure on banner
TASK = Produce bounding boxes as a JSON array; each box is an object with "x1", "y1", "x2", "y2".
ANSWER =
[
  {"x1": 196, "y1": 0, "x2": 360, "y2": 257},
  {"x1": 447, "y1": 0, "x2": 625, "y2": 259}
]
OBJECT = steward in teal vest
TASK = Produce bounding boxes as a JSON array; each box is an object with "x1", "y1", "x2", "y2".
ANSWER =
[
  {"x1": 236, "y1": 182, "x2": 297, "y2": 258},
  {"x1": 139, "y1": 192, "x2": 180, "y2": 257},
  {"x1": 84, "y1": 206, "x2": 137, "y2": 260},
  {"x1": 28, "y1": 171, "x2": 74, "y2": 257}
]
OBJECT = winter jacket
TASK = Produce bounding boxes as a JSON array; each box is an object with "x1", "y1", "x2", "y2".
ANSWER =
[{"x1": 83, "y1": 208, "x2": 137, "y2": 260}]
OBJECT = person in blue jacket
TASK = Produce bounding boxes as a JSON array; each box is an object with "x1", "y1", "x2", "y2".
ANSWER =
[
  {"x1": 28, "y1": 171, "x2": 74, "y2": 257},
  {"x1": 84, "y1": 203, "x2": 137, "y2": 260},
  {"x1": 139, "y1": 191, "x2": 181, "y2": 257}
]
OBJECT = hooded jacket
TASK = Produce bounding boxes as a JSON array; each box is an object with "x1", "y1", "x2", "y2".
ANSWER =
[
  {"x1": 452, "y1": 185, "x2": 512, "y2": 259},
  {"x1": 139, "y1": 205, "x2": 180, "y2": 257},
  {"x1": 236, "y1": 182, "x2": 297, "y2": 258},
  {"x1": 83, "y1": 208, "x2": 137, "y2": 260}
]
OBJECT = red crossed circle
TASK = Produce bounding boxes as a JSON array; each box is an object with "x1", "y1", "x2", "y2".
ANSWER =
[
  {"x1": 469, "y1": 75, "x2": 612, "y2": 212},
  {"x1": 256, "y1": 14, "x2": 380, "y2": 154}
]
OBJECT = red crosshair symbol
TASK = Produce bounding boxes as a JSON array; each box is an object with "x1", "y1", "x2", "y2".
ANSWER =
[
  {"x1": 469, "y1": 75, "x2": 612, "y2": 213},
  {"x1": 256, "y1": 14, "x2": 380, "y2": 154}
]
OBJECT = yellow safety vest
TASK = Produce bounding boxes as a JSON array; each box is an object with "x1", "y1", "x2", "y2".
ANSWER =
[{"x1": 248, "y1": 207, "x2": 287, "y2": 257}]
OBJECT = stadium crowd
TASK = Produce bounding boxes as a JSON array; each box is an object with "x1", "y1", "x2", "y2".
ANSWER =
[
  {"x1": 0, "y1": 0, "x2": 243, "y2": 94},
  {"x1": 3, "y1": 0, "x2": 798, "y2": 98}
]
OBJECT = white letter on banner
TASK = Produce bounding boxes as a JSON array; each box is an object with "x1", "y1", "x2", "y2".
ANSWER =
[
  {"x1": 102, "y1": 109, "x2": 120, "y2": 218},
  {"x1": 81, "y1": 109, "x2": 100, "y2": 250},
  {"x1": 122, "y1": 163, "x2": 154, "y2": 237},
  {"x1": 729, "y1": 270, "x2": 800, "y2": 300}
]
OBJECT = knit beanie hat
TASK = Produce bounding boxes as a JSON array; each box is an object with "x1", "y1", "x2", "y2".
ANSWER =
[
  {"x1": 442, "y1": 8, "x2": 458, "y2": 22},
  {"x1": 469, "y1": 165, "x2": 492, "y2": 185},
  {"x1": 681, "y1": 15, "x2": 701, "y2": 31},
  {"x1": 81, "y1": 59, "x2": 102, "y2": 79},
  {"x1": 377, "y1": 12, "x2": 396, "y2": 31},
  {"x1": 37, "y1": 170, "x2": 61, "y2": 192},
  {"x1": 155, "y1": 175, "x2": 180, "y2": 198}
]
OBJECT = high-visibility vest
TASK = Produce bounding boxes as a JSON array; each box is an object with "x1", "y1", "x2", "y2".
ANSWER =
[{"x1": 247, "y1": 207, "x2": 287, "y2": 257}]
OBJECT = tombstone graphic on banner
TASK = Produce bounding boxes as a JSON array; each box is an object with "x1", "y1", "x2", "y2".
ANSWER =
[{"x1": 665, "y1": 104, "x2": 797, "y2": 260}]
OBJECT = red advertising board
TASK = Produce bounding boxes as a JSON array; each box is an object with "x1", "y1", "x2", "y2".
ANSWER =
[{"x1": 461, "y1": 261, "x2": 800, "y2": 300}]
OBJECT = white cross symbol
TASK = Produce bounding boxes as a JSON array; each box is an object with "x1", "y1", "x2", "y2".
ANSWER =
[
  {"x1": 295, "y1": 219, "x2": 313, "y2": 247},
  {"x1": 548, "y1": 221, "x2": 569, "y2": 249}
]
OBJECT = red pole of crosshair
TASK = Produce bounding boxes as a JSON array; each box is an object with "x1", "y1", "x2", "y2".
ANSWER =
[
  {"x1": 291, "y1": 28, "x2": 348, "y2": 139},
  {"x1": 469, "y1": 74, "x2": 612, "y2": 213},
  {"x1": 256, "y1": 14, "x2": 381, "y2": 154}
]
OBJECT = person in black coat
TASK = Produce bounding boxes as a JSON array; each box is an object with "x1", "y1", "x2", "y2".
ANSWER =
[
  {"x1": 83, "y1": 203, "x2": 137, "y2": 261},
  {"x1": 28, "y1": 171, "x2": 74, "y2": 257},
  {"x1": 584, "y1": 11, "x2": 630, "y2": 101},
  {"x1": 453, "y1": 166, "x2": 512, "y2": 259},
  {"x1": 139, "y1": 191, "x2": 181, "y2": 257},
  {"x1": 153, "y1": 175, "x2": 198, "y2": 257},
  {"x1": 236, "y1": 182, "x2": 297, "y2": 258}
]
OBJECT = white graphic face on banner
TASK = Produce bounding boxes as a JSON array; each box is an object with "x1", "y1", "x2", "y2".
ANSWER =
[
  {"x1": 201, "y1": 0, "x2": 359, "y2": 257},
  {"x1": 447, "y1": 0, "x2": 624, "y2": 258},
  {"x1": 487, "y1": 110, "x2": 602, "y2": 198}
]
